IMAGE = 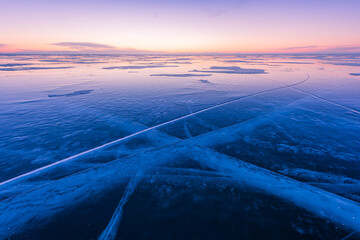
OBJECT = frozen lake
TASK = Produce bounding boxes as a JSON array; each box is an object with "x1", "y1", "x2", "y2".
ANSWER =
[{"x1": 0, "y1": 54, "x2": 359, "y2": 239}]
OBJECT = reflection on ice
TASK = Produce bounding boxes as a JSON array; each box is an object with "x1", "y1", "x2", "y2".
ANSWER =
[
  {"x1": 103, "y1": 65, "x2": 178, "y2": 70},
  {"x1": 0, "y1": 66, "x2": 74, "y2": 71},
  {"x1": 0, "y1": 63, "x2": 33, "y2": 67},
  {"x1": 332, "y1": 63, "x2": 360, "y2": 66}
]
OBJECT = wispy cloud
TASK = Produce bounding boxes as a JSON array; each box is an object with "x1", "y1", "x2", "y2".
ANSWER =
[
  {"x1": 278, "y1": 45, "x2": 360, "y2": 53},
  {"x1": 52, "y1": 42, "x2": 117, "y2": 50},
  {"x1": 0, "y1": 44, "x2": 7, "y2": 48},
  {"x1": 322, "y1": 46, "x2": 360, "y2": 52},
  {"x1": 281, "y1": 45, "x2": 318, "y2": 51},
  {"x1": 44, "y1": 42, "x2": 162, "y2": 54}
]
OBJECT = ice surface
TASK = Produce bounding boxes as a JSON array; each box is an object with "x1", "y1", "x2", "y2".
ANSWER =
[
  {"x1": 0, "y1": 54, "x2": 360, "y2": 239},
  {"x1": 0, "y1": 142, "x2": 359, "y2": 239}
]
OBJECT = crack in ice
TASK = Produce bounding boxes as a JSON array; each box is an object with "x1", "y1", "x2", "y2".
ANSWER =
[
  {"x1": 0, "y1": 76, "x2": 310, "y2": 187},
  {"x1": 259, "y1": 73, "x2": 360, "y2": 115},
  {"x1": 98, "y1": 171, "x2": 144, "y2": 240}
]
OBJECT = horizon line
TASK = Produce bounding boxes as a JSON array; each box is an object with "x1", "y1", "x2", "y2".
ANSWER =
[{"x1": 1, "y1": 52, "x2": 360, "y2": 55}]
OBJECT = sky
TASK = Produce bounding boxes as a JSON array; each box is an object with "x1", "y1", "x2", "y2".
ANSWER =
[{"x1": 1, "y1": 0, "x2": 360, "y2": 54}]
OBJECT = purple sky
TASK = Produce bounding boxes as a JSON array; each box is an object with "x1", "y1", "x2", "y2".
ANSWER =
[{"x1": 1, "y1": 0, "x2": 360, "y2": 53}]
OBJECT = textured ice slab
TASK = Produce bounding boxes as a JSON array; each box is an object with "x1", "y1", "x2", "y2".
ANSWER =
[
  {"x1": 279, "y1": 168, "x2": 360, "y2": 201},
  {"x1": 270, "y1": 61, "x2": 314, "y2": 65},
  {"x1": 25, "y1": 175, "x2": 353, "y2": 239},
  {"x1": 0, "y1": 126, "x2": 178, "y2": 201},
  {"x1": 0, "y1": 142, "x2": 359, "y2": 239},
  {"x1": 0, "y1": 102, "x2": 162, "y2": 181},
  {"x1": 150, "y1": 73, "x2": 212, "y2": 77},
  {"x1": 159, "y1": 87, "x2": 307, "y2": 139},
  {"x1": 198, "y1": 79, "x2": 213, "y2": 84},
  {"x1": 0, "y1": 143, "x2": 192, "y2": 238},
  {"x1": 183, "y1": 143, "x2": 360, "y2": 232},
  {"x1": 189, "y1": 95, "x2": 360, "y2": 200},
  {"x1": 191, "y1": 66, "x2": 267, "y2": 74},
  {"x1": 48, "y1": 89, "x2": 93, "y2": 97},
  {"x1": 103, "y1": 65, "x2": 178, "y2": 70}
]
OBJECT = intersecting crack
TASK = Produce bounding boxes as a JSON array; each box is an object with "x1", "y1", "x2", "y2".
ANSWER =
[{"x1": 1, "y1": 73, "x2": 360, "y2": 239}]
